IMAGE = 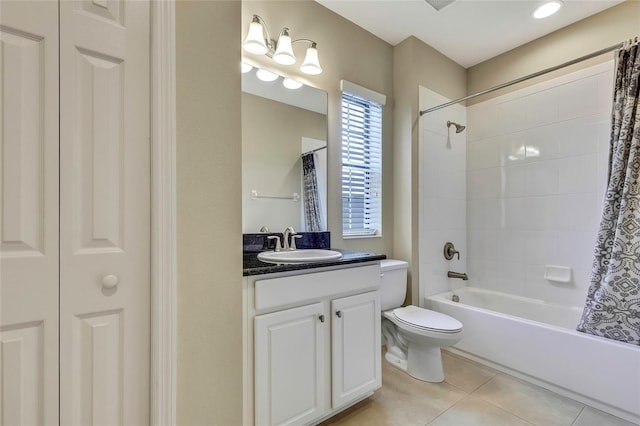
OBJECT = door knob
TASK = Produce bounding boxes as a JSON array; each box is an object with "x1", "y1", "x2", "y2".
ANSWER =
[{"x1": 101, "y1": 274, "x2": 119, "y2": 289}]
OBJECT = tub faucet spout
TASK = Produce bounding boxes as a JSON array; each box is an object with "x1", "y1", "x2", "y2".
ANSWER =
[{"x1": 448, "y1": 271, "x2": 468, "y2": 281}]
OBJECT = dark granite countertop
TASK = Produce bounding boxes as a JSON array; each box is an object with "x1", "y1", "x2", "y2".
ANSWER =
[{"x1": 243, "y1": 249, "x2": 386, "y2": 276}]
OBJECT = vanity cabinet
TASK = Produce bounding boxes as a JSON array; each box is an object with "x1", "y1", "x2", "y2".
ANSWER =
[
  {"x1": 255, "y1": 302, "x2": 326, "y2": 426},
  {"x1": 331, "y1": 292, "x2": 380, "y2": 409},
  {"x1": 245, "y1": 263, "x2": 382, "y2": 426}
]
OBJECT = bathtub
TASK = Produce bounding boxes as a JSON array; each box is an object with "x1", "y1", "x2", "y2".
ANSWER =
[{"x1": 425, "y1": 287, "x2": 640, "y2": 424}]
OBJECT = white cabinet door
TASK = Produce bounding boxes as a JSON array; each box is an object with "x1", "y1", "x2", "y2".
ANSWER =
[
  {"x1": 255, "y1": 303, "x2": 326, "y2": 426},
  {"x1": 59, "y1": 1, "x2": 150, "y2": 425},
  {"x1": 331, "y1": 291, "x2": 381, "y2": 408},
  {"x1": 0, "y1": 2, "x2": 60, "y2": 425}
]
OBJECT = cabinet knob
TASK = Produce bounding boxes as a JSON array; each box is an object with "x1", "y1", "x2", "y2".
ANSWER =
[
  {"x1": 318, "y1": 315, "x2": 325, "y2": 323},
  {"x1": 101, "y1": 274, "x2": 119, "y2": 289},
  {"x1": 336, "y1": 311, "x2": 342, "y2": 318}
]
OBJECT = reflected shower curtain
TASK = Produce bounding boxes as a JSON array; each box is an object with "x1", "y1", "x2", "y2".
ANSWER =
[
  {"x1": 302, "y1": 153, "x2": 323, "y2": 231},
  {"x1": 577, "y1": 42, "x2": 640, "y2": 345}
]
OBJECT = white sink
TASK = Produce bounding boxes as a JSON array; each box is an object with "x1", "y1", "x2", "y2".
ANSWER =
[{"x1": 258, "y1": 249, "x2": 343, "y2": 264}]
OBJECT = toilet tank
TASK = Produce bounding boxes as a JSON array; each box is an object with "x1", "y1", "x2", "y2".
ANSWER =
[{"x1": 379, "y1": 259, "x2": 409, "y2": 311}]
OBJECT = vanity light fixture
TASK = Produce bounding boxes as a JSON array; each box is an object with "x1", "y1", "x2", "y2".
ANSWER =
[
  {"x1": 241, "y1": 62, "x2": 253, "y2": 73},
  {"x1": 243, "y1": 14, "x2": 323, "y2": 75},
  {"x1": 532, "y1": 1, "x2": 562, "y2": 19}
]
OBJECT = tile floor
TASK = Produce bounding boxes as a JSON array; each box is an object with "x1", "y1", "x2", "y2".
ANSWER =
[{"x1": 321, "y1": 350, "x2": 638, "y2": 426}]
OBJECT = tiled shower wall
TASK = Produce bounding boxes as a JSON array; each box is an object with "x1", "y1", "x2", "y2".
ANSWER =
[
  {"x1": 465, "y1": 61, "x2": 614, "y2": 307},
  {"x1": 419, "y1": 87, "x2": 467, "y2": 303}
]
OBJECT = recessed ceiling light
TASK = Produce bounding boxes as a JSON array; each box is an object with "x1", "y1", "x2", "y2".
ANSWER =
[{"x1": 533, "y1": 1, "x2": 562, "y2": 19}]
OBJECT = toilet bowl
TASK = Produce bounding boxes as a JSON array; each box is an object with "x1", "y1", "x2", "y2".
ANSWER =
[{"x1": 380, "y1": 260, "x2": 463, "y2": 382}]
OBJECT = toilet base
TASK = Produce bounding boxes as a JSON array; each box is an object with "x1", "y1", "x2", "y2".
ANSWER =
[
  {"x1": 384, "y1": 347, "x2": 408, "y2": 372},
  {"x1": 384, "y1": 343, "x2": 445, "y2": 383},
  {"x1": 406, "y1": 345, "x2": 444, "y2": 383}
]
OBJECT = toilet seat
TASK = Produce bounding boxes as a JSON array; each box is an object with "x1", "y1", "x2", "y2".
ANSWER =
[{"x1": 392, "y1": 305, "x2": 462, "y2": 334}]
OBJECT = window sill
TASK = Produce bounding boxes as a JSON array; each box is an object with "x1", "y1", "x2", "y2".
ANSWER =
[{"x1": 342, "y1": 234, "x2": 382, "y2": 240}]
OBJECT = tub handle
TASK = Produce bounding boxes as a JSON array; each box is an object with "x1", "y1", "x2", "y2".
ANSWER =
[{"x1": 444, "y1": 242, "x2": 460, "y2": 260}]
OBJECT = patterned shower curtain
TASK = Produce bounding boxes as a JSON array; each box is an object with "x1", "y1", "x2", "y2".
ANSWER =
[
  {"x1": 302, "y1": 153, "x2": 323, "y2": 231},
  {"x1": 577, "y1": 42, "x2": 640, "y2": 345}
]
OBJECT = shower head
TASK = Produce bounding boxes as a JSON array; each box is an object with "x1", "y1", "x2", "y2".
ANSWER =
[{"x1": 447, "y1": 120, "x2": 466, "y2": 133}]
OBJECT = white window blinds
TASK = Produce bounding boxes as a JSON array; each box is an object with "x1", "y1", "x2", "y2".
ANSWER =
[{"x1": 341, "y1": 84, "x2": 383, "y2": 237}]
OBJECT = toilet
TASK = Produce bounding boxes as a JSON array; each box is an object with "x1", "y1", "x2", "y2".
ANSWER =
[{"x1": 380, "y1": 259, "x2": 463, "y2": 382}]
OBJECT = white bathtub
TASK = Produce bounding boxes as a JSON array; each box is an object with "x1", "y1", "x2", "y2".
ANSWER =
[{"x1": 425, "y1": 287, "x2": 640, "y2": 424}]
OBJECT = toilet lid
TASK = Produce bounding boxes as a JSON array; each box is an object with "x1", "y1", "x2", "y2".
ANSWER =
[{"x1": 393, "y1": 305, "x2": 462, "y2": 333}]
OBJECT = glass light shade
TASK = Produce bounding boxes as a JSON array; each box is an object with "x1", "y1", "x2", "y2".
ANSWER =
[
  {"x1": 243, "y1": 20, "x2": 268, "y2": 55},
  {"x1": 533, "y1": 1, "x2": 562, "y2": 19},
  {"x1": 273, "y1": 29, "x2": 296, "y2": 65},
  {"x1": 256, "y1": 69, "x2": 279, "y2": 82},
  {"x1": 283, "y1": 78, "x2": 303, "y2": 89},
  {"x1": 300, "y1": 44, "x2": 322, "y2": 75},
  {"x1": 241, "y1": 62, "x2": 253, "y2": 74}
]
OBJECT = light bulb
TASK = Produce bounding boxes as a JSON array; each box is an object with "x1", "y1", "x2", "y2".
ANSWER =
[
  {"x1": 256, "y1": 69, "x2": 279, "y2": 82},
  {"x1": 241, "y1": 63, "x2": 253, "y2": 74},
  {"x1": 273, "y1": 29, "x2": 296, "y2": 65},
  {"x1": 300, "y1": 43, "x2": 322, "y2": 75},
  {"x1": 283, "y1": 78, "x2": 303, "y2": 89},
  {"x1": 243, "y1": 17, "x2": 268, "y2": 55}
]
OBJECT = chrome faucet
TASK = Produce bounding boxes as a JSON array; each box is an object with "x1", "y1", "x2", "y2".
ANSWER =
[
  {"x1": 283, "y1": 227, "x2": 299, "y2": 250},
  {"x1": 267, "y1": 235, "x2": 282, "y2": 252},
  {"x1": 447, "y1": 271, "x2": 468, "y2": 281}
]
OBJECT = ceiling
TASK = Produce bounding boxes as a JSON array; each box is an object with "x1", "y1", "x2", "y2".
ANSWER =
[{"x1": 314, "y1": 0, "x2": 625, "y2": 68}]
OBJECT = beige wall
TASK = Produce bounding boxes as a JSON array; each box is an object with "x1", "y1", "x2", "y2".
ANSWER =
[
  {"x1": 392, "y1": 36, "x2": 467, "y2": 304},
  {"x1": 176, "y1": 1, "x2": 243, "y2": 425},
  {"x1": 242, "y1": 92, "x2": 326, "y2": 232},
  {"x1": 242, "y1": 0, "x2": 394, "y2": 255},
  {"x1": 467, "y1": 1, "x2": 640, "y2": 104}
]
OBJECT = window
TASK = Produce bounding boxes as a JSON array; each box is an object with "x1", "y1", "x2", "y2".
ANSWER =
[{"x1": 340, "y1": 81, "x2": 385, "y2": 237}]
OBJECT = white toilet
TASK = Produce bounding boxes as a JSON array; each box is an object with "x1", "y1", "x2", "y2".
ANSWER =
[{"x1": 380, "y1": 259, "x2": 463, "y2": 382}]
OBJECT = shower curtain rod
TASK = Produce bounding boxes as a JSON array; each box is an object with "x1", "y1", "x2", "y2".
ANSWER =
[
  {"x1": 419, "y1": 42, "x2": 624, "y2": 116},
  {"x1": 301, "y1": 146, "x2": 327, "y2": 156}
]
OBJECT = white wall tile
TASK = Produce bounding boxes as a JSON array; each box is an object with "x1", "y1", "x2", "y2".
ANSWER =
[
  {"x1": 500, "y1": 165, "x2": 525, "y2": 198},
  {"x1": 524, "y1": 196, "x2": 558, "y2": 231},
  {"x1": 499, "y1": 132, "x2": 526, "y2": 166},
  {"x1": 496, "y1": 197, "x2": 526, "y2": 230},
  {"x1": 525, "y1": 160, "x2": 559, "y2": 196},
  {"x1": 556, "y1": 193, "x2": 600, "y2": 232},
  {"x1": 468, "y1": 167, "x2": 500, "y2": 199},
  {"x1": 556, "y1": 116, "x2": 605, "y2": 158},
  {"x1": 468, "y1": 230, "x2": 497, "y2": 262},
  {"x1": 495, "y1": 97, "x2": 526, "y2": 134},
  {"x1": 496, "y1": 261, "x2": 526, "y2": 295},
  {"x1": 468, "y1": 198, "x2": 499, "y2": 230},
  {"x1": 497, "y1": 230, "x2": 526, "y2": 264},
  {"x1": 557, "y1": 77, "x2": 599, "y2": 121},
  {"x1": 524, "y1": 89, "x2": 559, "y2": 128},
  {"x1": 558, "y1": 154, "x2": 597, "y2": 194},
  {"x1": 524, "y1": 126, "x2": 559, "y2": 163},
  {"x1": 468, "y1": 137, "x2": 500, "y2": 170},
  {"x1": 524, "y1": 231, "x2": 558, "y2": 266}
]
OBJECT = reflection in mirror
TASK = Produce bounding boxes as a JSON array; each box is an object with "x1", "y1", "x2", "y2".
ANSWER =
[{"x1": 242, "y1": 65, "x2": 328, "y2": 233}]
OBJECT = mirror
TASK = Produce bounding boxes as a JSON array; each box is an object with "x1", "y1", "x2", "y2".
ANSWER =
[{"x1": 241, "y1": 66, "x2": 328, "y2": 233}]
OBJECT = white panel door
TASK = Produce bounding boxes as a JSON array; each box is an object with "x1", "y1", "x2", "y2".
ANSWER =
[
  {"x1": 59, "y1": 1, "x2": 150, "y2": 425},
  {"x1": 255, "y1": 303, "x2": 327, "y2": 426},
  {"x1": 331, "y1": 291, "x2": 381, "y2": 408},
  {"x1": 0, "y1": 2, "x2": 59, "y2": 425}
]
